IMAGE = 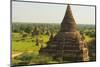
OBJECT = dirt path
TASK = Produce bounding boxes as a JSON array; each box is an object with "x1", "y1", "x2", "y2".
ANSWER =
[
  {"x1": 12, "y1": 52, "x2": 23, "y2": 58},
  {"x1": 12, "y1": 51, "x2": 34, "y2": 58}
]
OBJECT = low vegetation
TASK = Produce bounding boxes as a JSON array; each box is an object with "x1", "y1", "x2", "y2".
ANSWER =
[{"x1": 12, "y1": 23, "x2": 96, "y2": 66}]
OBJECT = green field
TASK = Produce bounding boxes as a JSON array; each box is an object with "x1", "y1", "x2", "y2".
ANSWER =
[
  {"x1": 12, "y1": 23, "x2": 96, "y2": 66},
  {"x1": 12, "y1": 32, "x2": 49, "y2": 54}
]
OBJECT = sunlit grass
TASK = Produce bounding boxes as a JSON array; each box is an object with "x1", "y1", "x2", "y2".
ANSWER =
[{"x1": 12, "y1": 33, "x2": 49, "y2": 54}]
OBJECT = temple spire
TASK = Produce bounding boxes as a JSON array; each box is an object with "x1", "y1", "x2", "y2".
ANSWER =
[
  {"x1": 39, "y1": 4, "x2": 89, "y2": 62},
  {"x1": 61, "y1": 4, "x2": 77, "y2": 32},
  {"x1": 65, "y1": 4, "x2": 74, "y2": 19}
]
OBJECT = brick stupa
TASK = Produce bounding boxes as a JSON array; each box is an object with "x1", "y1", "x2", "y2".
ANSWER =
[{"x1": 39, "y1": 5, "x2": 89, "y2": 62}]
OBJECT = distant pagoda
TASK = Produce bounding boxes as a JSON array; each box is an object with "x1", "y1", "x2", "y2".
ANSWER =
[{"x1": 39, "y1": 5, "x2": 89, "y2": 62}]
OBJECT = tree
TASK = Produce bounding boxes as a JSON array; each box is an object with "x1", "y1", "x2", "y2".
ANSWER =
[
  {"x1": 24, "y1": 26, "x2": 32, "y2": 33},
  {"x1": 49, "y1": 33, "x2": 54, "y2": 41},
  {"x1": 31, "y1": 26, "x2": 39, "y2": 36},
  {"x1": 36, "y1": 38, "x2": 39, "y2": 46}
]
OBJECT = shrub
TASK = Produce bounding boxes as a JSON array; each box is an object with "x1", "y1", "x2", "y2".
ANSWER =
[{"x1": 14, "y1": 52, "x2": 53, "y2": 65}]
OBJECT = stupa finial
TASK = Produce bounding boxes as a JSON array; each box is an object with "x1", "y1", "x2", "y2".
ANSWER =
[{"x1": 60, "y1": 4, "x2": 77, "y2": 32}]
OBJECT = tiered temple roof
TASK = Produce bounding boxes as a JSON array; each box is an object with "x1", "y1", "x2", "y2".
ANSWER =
[
  {"x1": 39, "y1": 5, "x2": 89, "y2": 62},
  {"x1": 61, "y1": 5, "x2": 76, "y2": 32}
]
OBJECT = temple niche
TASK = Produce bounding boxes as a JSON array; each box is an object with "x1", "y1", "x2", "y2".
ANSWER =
[{"x1": 39, "y1": 5, "x2": 89, "y2": 62}]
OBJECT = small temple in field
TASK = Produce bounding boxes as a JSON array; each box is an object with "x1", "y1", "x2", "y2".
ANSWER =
[{"x1": 39, "y1": 4, "x2": 89, "y2": 62}]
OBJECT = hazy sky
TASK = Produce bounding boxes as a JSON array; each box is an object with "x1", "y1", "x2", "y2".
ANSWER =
[{"x1": 12, "y1": 1, "x2": 95, "y2": 24}]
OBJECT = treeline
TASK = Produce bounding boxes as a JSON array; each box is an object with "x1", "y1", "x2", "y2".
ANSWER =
[
  {"x1": 12, "y1": 23, "x2": 95, "y2": 37},
  {"x1": 77, "y1": 24, "x2": 95, "y2": 37},
  {"x1": 12, "y1": 23, "x2": 60, "y2": 36}
]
